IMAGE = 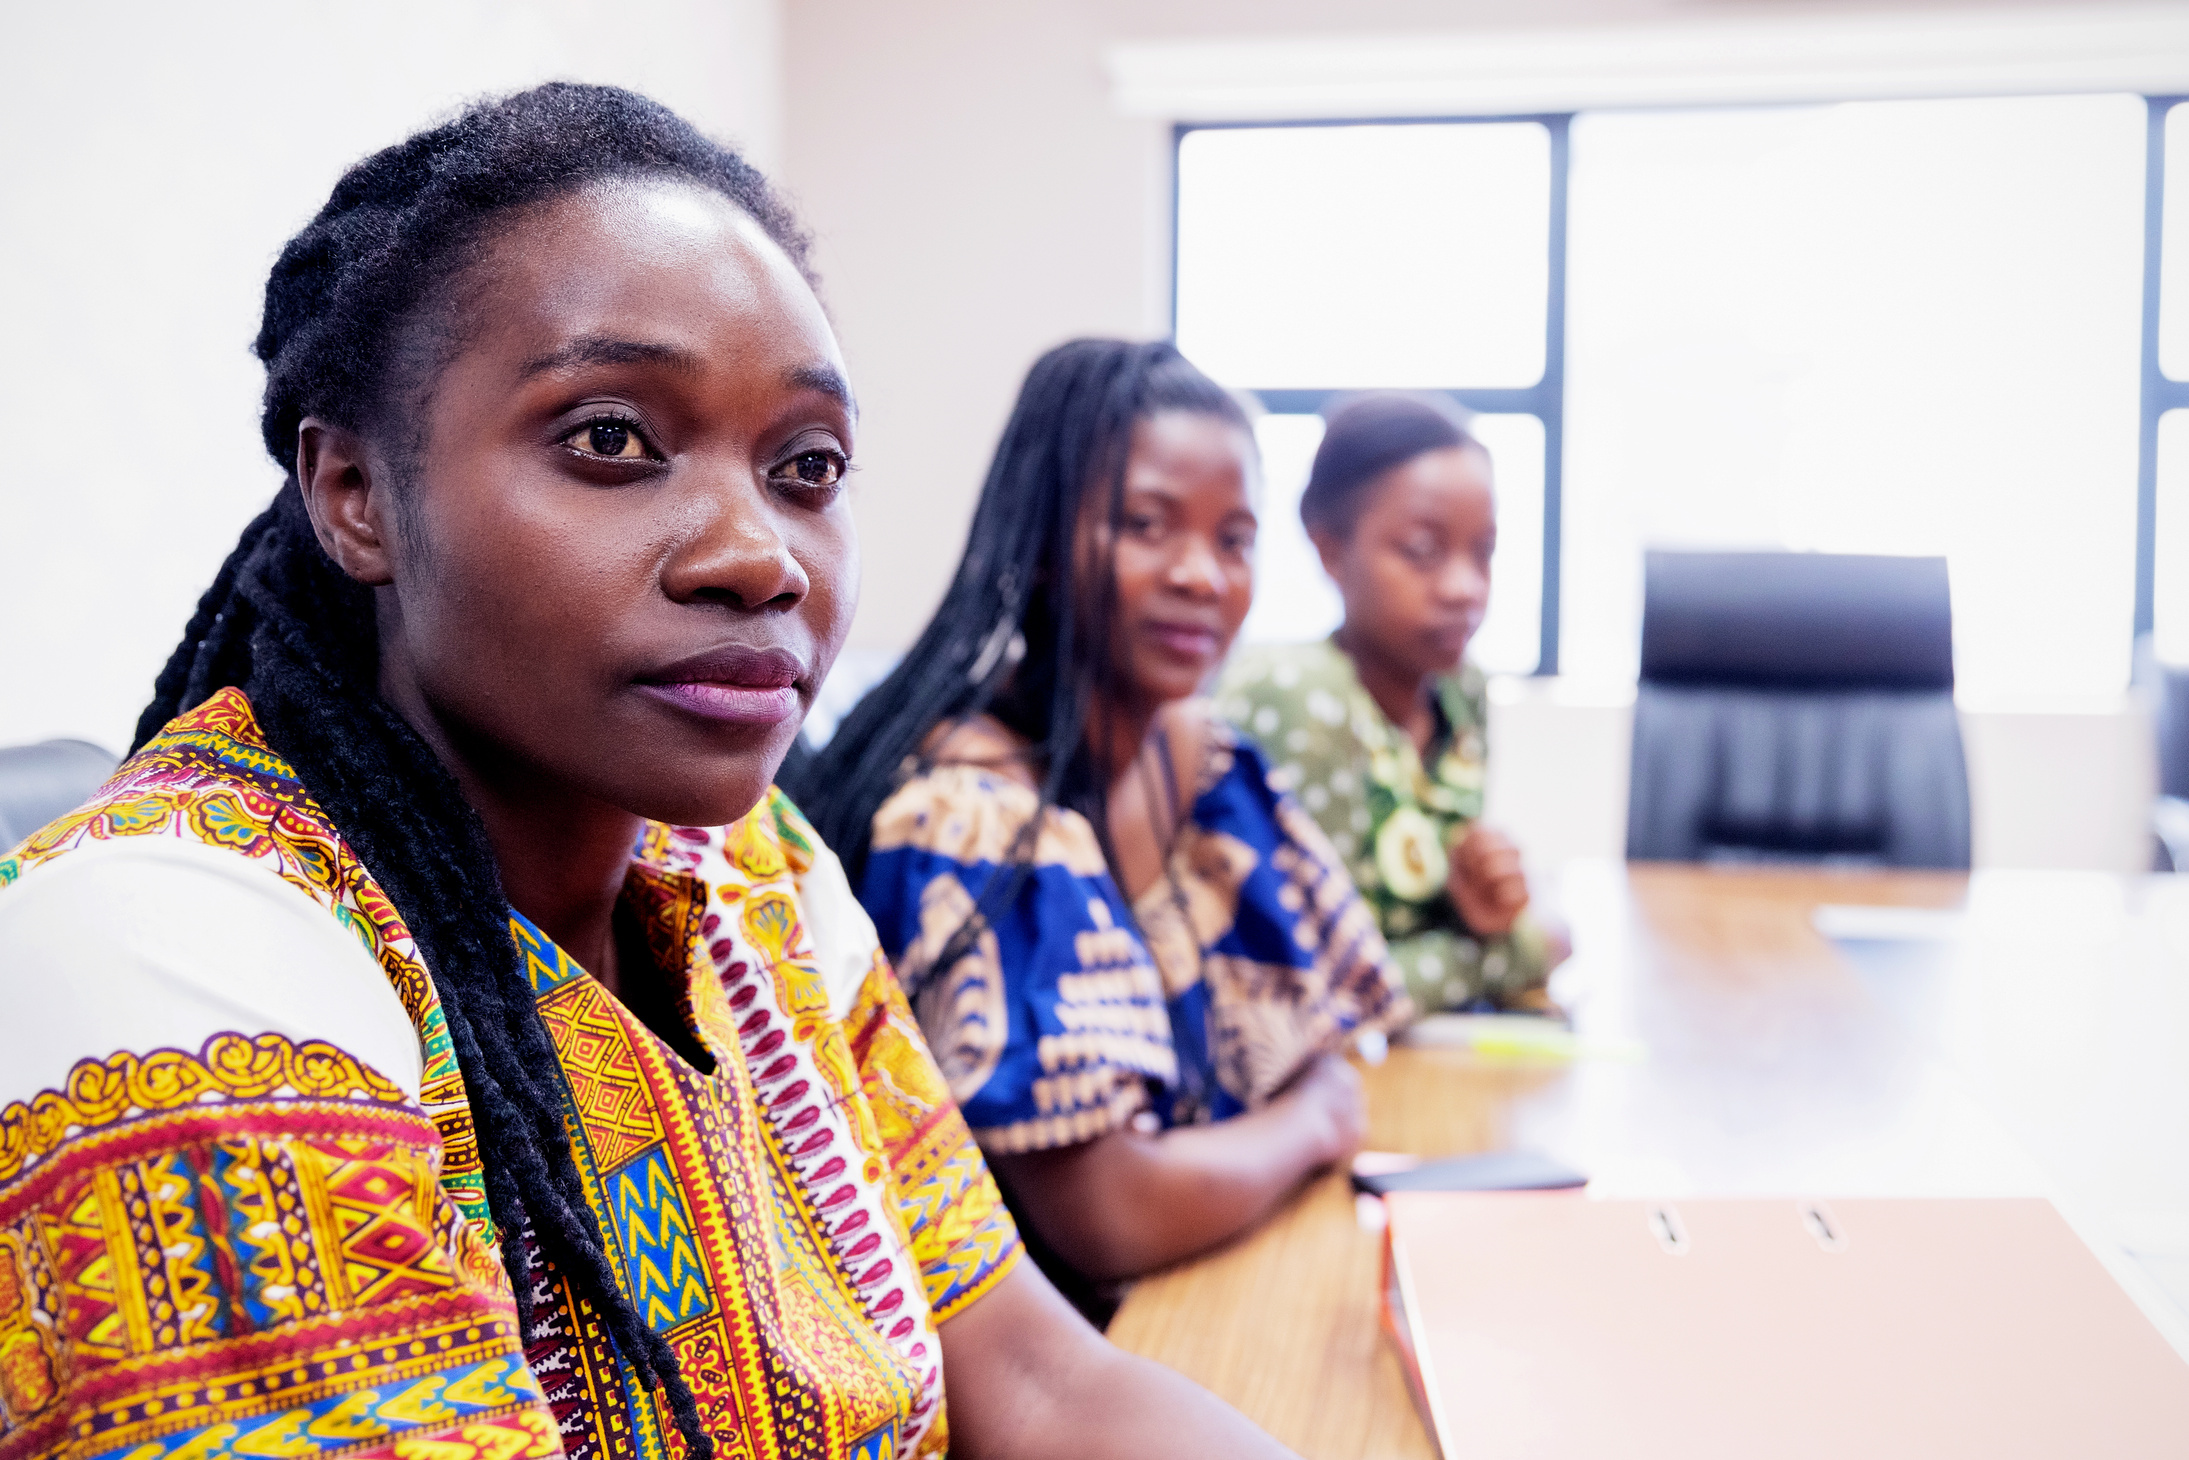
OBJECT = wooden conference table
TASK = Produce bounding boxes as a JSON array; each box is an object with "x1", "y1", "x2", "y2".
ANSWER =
[{"x1": 1106, "y1": 861, "x2": 2189, "y2": 1459}]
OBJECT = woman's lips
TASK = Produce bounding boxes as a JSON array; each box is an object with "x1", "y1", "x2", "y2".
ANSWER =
[
  {"x1": 1144, "y1": 620, "x2": 1223, "y2": 661},
  {"x1": 636, "y1": 681, "x2": 798, "y2": 725},
  {"x1": 637, "y1": 644, "x2": 805, "y2": 727}
]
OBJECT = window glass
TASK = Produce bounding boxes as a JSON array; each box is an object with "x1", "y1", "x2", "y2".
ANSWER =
[
  {"x1": 1176, "y1": 123, "x2": 1551, "y2": 389},
  {"x1": 1238, "y1": 411, "x2": 1543, "y2": 676},
  {"x1": 2163, "y1": 102, "x2": 2189, "y2": 382},
  {"x1": 2154, "y1": 411, "x2": 2189, "y2": 665},
  {"x1": 1561, "y1": 95, "x2": 2147, "y2": 698}
]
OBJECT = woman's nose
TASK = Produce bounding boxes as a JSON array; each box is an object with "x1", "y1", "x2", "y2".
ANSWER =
[
  {"x1": 1438, "y1": 557, "x2": 1489, "y2": 608},
  {"x1": 1166, "y1": 534, "x2": 1226, "y2": 598},
  {"x1": 661, "y1": 470, "x2": 809, "y2": 610}
]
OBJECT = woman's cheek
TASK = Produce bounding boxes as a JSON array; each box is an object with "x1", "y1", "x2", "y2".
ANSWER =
[
  {"x1": 1223, "y1": 559, "x2": 1253, "y2": 634},
  {"x1": 1110, "y1": 541, "x2": 1160, "y2": 615}
]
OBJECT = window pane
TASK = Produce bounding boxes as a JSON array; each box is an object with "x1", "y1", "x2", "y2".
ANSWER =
[
  {"x1": 1562, "y1": 95, "x2": 2146, "y2": 698},
  {"x1": 1176, "y1": 123, "x2": 1550, "y2": 389},
  {"x1": 2163, "y1": 103, "x2": 2189, "y2": 382},
  {"x1": 2154, "y1": 411, "x2": 2189, "y2": 664},
  {"x1": 1239, "y1": 415, "x2": 1341, "y2": 645},
  {"x1": 1239, "y1": 411, "x2": 1543, "y2": 677}
]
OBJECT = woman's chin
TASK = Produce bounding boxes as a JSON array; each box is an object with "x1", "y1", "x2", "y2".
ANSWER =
[
  {"x1": 1417, "y1": 633, "x2": 1473, "y2": 676},
  {"x1": 614, "y1": 763, "x2": 780, "y2": 832}
]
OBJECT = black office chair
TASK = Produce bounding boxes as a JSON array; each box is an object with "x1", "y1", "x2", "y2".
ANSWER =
[
  {"x1": 2132, "y1": 638, "x2": 2189, "y2": 870},
  {"x1": 0, "y1": 739, "x2": 120, "y2": 851},
  {"x1": 1624, "y1": 551, "x2": 1971, "y2": 869}
]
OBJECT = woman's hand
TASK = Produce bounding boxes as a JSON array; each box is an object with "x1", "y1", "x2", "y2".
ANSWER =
[
  {"x1": 941, "y1": 1260, "x2": 1297, "y2": 1459},
  {"x1": 1449, "y1": 823, "x2": 1529, "y2": 938},
  {"x1": 1281, "y1": 1050, "x2": 1368, "y2": 1169},
  {"x1": 990, "y1": 1055, "x2": 1367, "y2": 1283}
]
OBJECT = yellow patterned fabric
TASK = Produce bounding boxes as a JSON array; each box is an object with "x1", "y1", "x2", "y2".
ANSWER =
[{"x1": 0, "y1": 690, "x2": 1020, "y2": 1460}]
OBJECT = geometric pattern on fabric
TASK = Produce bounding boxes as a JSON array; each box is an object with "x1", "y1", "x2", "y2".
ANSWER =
[
  {"x1": 0, "y1": 1032, "x2": 545, "y2": 1460},
  {"x1": 512, "y1": 904, "x2": 919, "y2": 1460},
  {"x1": 1, "y1": 691, "x2": 1021, "y2": 1460},
  {"x1": 504, "y1": 787, "x2": 1020, "y2": 1460},
  {"x1": 842, "y1": 967, "x2": 1023, "y2": 1321},
  {"x1": 0, "y1": 689, "x2": 495, "y2": 1243}
]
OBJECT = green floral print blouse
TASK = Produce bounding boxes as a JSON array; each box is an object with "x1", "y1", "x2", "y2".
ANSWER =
[{"x1": 1215, "y1": 639, "x2": 1552, "y2": 1013}]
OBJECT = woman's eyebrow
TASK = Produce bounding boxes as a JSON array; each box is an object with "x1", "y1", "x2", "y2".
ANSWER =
[
  {"x1": 518, "y1": 336, "x2": 701, "y2": 380},
  {"x1": 788, "y1": 363, "x2": 858, "y2": 419}
]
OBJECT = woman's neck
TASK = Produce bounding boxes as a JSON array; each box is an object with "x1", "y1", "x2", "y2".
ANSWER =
[
  {"x1": 472, "y1": 786, "x2": 646, "y2": 990},
  {"x1": 1092, "y1": 688, "x2": 1184, "y2": 902},
  {"x1": 1333, "y1": 623, "x2": 1437, "y2": 757},
  {"x1": 1089, "y1": 691, "x2": 1159, "y2": 789},
  {"x1": 382, "y1": 671, "x2": 642, "y2": 991}
]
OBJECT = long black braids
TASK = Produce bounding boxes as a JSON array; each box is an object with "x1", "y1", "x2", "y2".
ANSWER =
[
  {"x1": 131, "y1": 83, "x2": 817, "y2": 1460},
  {"x1": 782, "y1": 339, "x2": 1250, "y2": 968}
]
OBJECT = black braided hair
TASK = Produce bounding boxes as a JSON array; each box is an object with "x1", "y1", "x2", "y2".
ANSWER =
[
  {"x1": 783, "y1": 339, "x2": 1249, "y2": 918},
  {"x1": 133, "y1": 83, "x2": 817, "y2": 1460}
]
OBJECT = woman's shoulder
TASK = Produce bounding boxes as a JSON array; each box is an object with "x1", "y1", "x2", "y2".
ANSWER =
[
  {"x1": 1437, "y1": 659, "x2": 1491, "y2": 730},
  {"x1": 1216, "y1": 638, "x2": 1357, "y2": 708},
  {"x1": 923, "y1": 713, "x2": 1040, "y2": 784},
  {"x1": 867, "y1": 731, "x2": 1106, "y2": 878},
  {"x1": 0, "y1": 726, "x2": 424, "y2": 1111}
]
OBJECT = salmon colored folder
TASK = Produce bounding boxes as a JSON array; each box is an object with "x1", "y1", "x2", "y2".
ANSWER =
[{"x1": 1380, "y1": 1193, "x2": 2189, "y2": 1458}]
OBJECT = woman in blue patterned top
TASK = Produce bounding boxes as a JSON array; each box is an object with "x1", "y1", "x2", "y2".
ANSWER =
[{"x1": 787, "y1": 341, "x2": 1407, "y2": 1317}]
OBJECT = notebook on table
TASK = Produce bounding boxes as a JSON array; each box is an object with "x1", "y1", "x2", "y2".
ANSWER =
[{"x1": 1380, "y1": 1194, "x2": 2189, "y2": 1458}]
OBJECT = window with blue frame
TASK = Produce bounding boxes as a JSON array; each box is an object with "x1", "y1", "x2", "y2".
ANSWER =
[
  {"x1": 1176, "y1": 92, "x2": 2175, "y2": 702},
  {"x1": 2152, "y1": 100, "x2": 2189, "y2": 667}
]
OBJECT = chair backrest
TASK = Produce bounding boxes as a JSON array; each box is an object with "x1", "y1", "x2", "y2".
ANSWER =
[
  {"x1": 2137, "y1": 652, "x2": 2189, "y2": 802},
  {"x1": 1625, "y1": 551, "x2": 1970, "y2": 869},
  {"x1": 0, "y1": 739, "x2": 120, "y2": 852}
]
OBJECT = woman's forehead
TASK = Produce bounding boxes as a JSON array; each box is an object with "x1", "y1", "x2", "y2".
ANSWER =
[{"x1": 460, "y1": 175, "x2": 842, "y2": 382}]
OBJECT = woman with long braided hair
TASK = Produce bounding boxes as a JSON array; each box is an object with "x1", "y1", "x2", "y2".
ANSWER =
[
  {"x1": 0, "y1": 85, "x2": 1291, "y2": 1460},
  {"x1": 785, "y1": 341, "x2": 1408, "y2": 1324}
]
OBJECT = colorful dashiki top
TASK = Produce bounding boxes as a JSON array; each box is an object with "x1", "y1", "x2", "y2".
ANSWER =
[
  {"x1": 1216, "y1": 639, "x2": 1553, "y2": 1013},
  {"x1": 858, "y1": 714, "x2": 1407, "y2": 1156},
  {"x1": 0, "y1": 688, "x2": 1019, "y2": 1460}
]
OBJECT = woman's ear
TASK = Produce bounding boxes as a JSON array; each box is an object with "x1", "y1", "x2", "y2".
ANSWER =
[{"x1": 295, "y1": 418, "x2": 398, "y2": 586}]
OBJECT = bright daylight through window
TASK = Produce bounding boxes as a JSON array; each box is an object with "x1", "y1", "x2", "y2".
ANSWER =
[
  {"x1": 1177, "y1": 94, "x2": 2151, "y2": 702},
  {"x1": 1177, "y1": 121, "x2": 1553, "y2": 675}
]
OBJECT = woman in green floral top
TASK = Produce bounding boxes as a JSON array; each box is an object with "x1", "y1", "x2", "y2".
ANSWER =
[{"x1": 1217, "y1": 394, "x2": 1565, "y2": 1013}]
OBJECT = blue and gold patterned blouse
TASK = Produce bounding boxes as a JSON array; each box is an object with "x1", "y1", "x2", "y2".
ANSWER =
[{"x1": 858, "y1": 719, "x2": 1408, "y2": 1155}]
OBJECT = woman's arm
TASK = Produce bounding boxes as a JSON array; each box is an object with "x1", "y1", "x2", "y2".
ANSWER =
[
  {"x1": 989, "y1": 1052, "x2": 1365, "y2": 1282},
  {"x1": 940, "y1": 1255, "x2": 1298, "y2": 1459}
]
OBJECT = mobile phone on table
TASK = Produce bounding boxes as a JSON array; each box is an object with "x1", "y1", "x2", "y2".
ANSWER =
[{"x1": 1349, "y1": 1149, "x2": 1587, "y2": 1197}]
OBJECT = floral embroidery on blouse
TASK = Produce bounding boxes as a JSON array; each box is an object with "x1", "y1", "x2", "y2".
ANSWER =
[{"x1": 1217, "y1": 640, "x2": 1552, "y2": 1012}]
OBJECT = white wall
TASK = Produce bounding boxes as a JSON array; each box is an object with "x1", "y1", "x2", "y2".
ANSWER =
[{"x1": 0, "y1": 0, "x2": 781, "y2": 750}]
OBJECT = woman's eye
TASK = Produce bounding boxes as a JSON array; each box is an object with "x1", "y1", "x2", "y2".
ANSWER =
[
  {"x1": 565, "y1": 420, "x2": 649, "y2": 459},
  {"x1": 775, "y1": 450, "x2": 846, "y2": 489}
]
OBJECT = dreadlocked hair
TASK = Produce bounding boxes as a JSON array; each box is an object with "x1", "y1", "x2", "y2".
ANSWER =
[
  {"x1": 783, "y1": 339, "x2": 1249, "y2": 970},
  {"x1": 131, "y1": 83, "x2": 817, "y2": 1460}
]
